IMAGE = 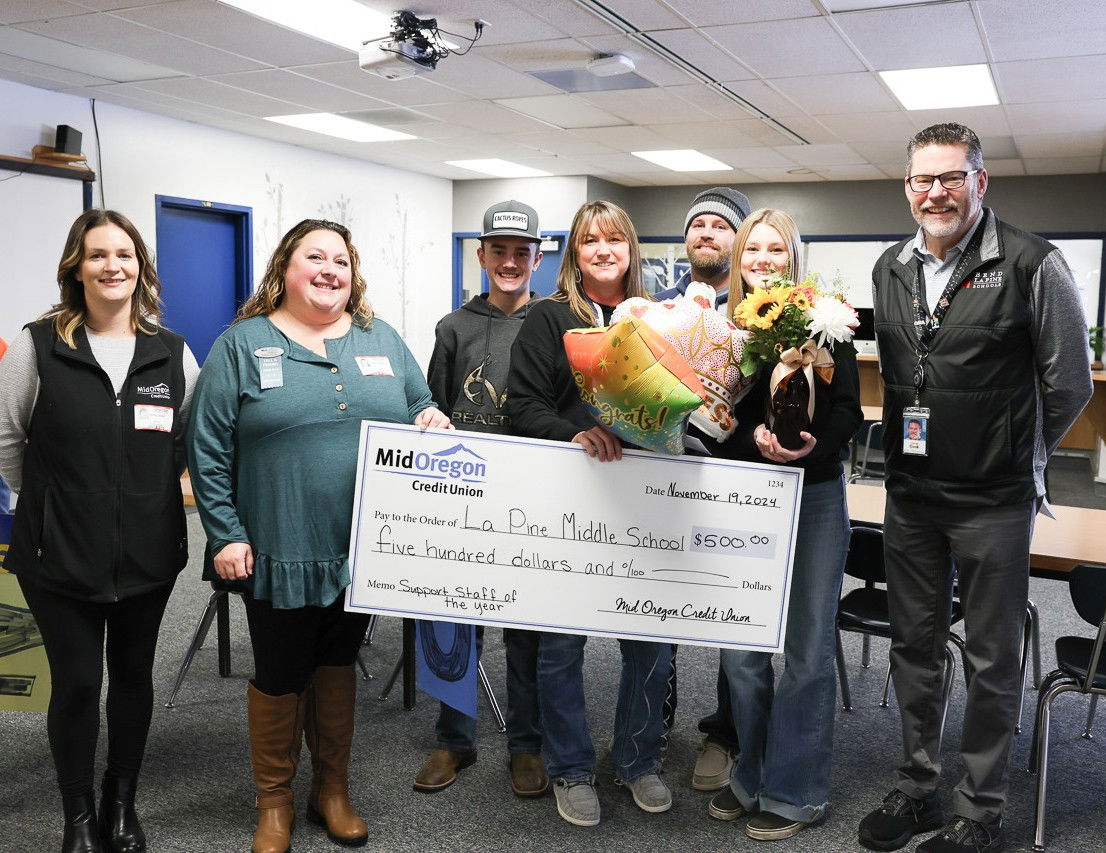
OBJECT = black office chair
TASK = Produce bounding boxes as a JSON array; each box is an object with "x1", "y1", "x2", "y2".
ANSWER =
[
  {"x1": 849, "y1": 420, "x2": 885, "y2": 483},
  {"x1": 835, "y1": 525, "x2": 967, "y2": 752},
  {"x1": 1028, "y1": 563, "x2": 1106, "y2": 852}
]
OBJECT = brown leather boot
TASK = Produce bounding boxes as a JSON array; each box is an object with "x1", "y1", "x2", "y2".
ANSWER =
[
  {"x1": 247, "y1": 683, "x2": 304, "y2": 853},
  {"x1": 304, "y1": 665, "x2": 368, "y2": 847}
]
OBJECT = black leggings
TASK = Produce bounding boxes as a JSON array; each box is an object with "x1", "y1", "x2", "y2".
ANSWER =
[
  {"x1": 243, "y1": 593, "x2": 370, "y2": 696},
  {"x1": 18, "y1": 579, "x2": 173, "y2": 797}
]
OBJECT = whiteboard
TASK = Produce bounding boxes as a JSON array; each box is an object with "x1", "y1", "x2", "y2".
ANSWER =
[
  {"x1": 0, "y1": 171, "x2": 85, "y2": 343},
  {"x1": 1051, "y1": 239, "x2": 1103, "y2": 335}
]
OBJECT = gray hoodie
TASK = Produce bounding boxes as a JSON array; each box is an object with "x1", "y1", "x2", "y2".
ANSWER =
[{"x1": 427, "y1": 293, "x2": 535, "y2": 434}]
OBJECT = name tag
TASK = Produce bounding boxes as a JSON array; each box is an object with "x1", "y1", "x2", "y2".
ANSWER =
[
  {"x1": 134, "y1": 404, "x2": 173, "y2": 432},
  {"x1": 255, "y1": 347, "x2": 284, "y2": 390},
  {"x1": 356, "y1": 356, "x2": 393, "y2": 377}
]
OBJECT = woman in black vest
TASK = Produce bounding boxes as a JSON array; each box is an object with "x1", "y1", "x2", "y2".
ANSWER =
[{"x1": 0, "y1": 210, "x2": 199, "y2": 853}]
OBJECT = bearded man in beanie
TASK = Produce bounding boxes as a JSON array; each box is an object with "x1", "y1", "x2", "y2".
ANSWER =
[{"x1": 655, "y1": 186, "x2": 750, "y2": 311}]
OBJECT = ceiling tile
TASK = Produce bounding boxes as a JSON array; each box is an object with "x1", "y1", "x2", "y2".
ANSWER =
[
  {"x1": 774, "y1": 143, "x2": 865, "y2": 166},
  {"x1": 705, "y1": 17, "x2": 865, "y2": 78},
  {"x1": 0, "y1": 52, "x2": 112, "y2": 87},
  {"x1": 812, "y1": 164, "x2": 888, "y2": 180},
  {"x1": 719, "y1": 80, "x2": 805, "y2": 118},
  {"x1": 16, "y1": 13, "x2": 264, "y2": 75},
  {"x1": 571, "y1": 124, "x2": 679, "y2": 150},
  {"x1": 1022, "y1": 156, "x2": 1102, "y2": 176},
  {"x1": 0, "y1": 1, "x2": 88, "y2": 24},
  {"x1": 474, "y1": 38, "x2": 595, "y2": 72},
  {"x1": 854, "y1": 140, "x2": 908, "y2": 166},
  {"x1": 702, "y1": 147, "x2": 793, "y2": 168},
  {"x1": 291, "y1": 62, "x2": 472, "y2": 106},
  {"x1": 816, "y1": 111, "x2": 916, "y2": 143},
  {"x1": 426, "y1": 54, "x2": 562, "y2": 99},
  {"x1": 1014, "y1": 133, "x2": 1105, "y2": 159},
  {"x1": 577, "y1": 34, "x2": 693, "y2": 86},
  {"x1": 976, "y1": 0, "x2": 1106, "y2": 62},
  {"x1": 667, "y1": 84, "x2": 766, "y2": 121},
  {"x1": 0, "y1": 26, "x2": 182, "y2": 81},
  {"x1": 744, "y1": 167, "x2": 825, "y2": 182},
  {"x1": 646, "y1": 121, "x2": 765, "y2": 148},
  {"x1": 993, "y1": 55, "x2": 1106, "y2": 105},
  {"x1": 1004, "y1": 101, "x2": 1106, "y2": 135},
  {"x1": 978, "y1": 136, "x2": 1018, "y2": 159},
  {"x1": 598, "y1": 0, "x2": 689, "y2": 29},
  {"x1": 420, "y1": 100, "x2": 561, "y2": 134},
  {"x1": 834, "y1": 3, "x2": 985, "y2": 70},
  {"x1": 980, "y1": 158, "x2": 1026, "y2": 177},
  {"x1": 661, "y1": 0, "x2": 819, "y2": 27},
  {"x1": 771, "y1": 72, "x2": 899, "y2": 115},
  {"x1": 116, "y1": 0, "x2": 352, "y2": 66},
  {"x1": 578, "y1": 87, "x2": 713, "y2": 125},
  {"x1": 495, "y1": 93, "x2": 628, "y2": 129},
  {"x1": 907, "y1": 105, "x2": 1012, "y2": 137},
  {"x1": 131, "y1": 77, "x2": 304, "y2": 116},
  {"x1": 399, "y1": 0, "x2": 567, "y2": 45},
  {"x1": 521, "y1": 0, "x2": 627, "y2": 38},
  {"x1": 646, "y1": 28, "x2": 755, "y2": 82},
  {"x1": 506, "y1": 130, "x2": 619, "y2": 156},
  {"x1": 209, "y1": 69, "x2": 388, "y2": 112}
]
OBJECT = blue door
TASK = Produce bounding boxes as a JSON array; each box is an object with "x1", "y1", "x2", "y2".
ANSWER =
[{"x1": 155, "y1": 196, "x2": 252, "y2": 363}]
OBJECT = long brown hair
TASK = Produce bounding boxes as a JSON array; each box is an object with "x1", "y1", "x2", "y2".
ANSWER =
[
  {"x1": 44, "y1": 209, "x2": 163, "y2": 348},
  {"x1": 551, "y1": 200, "x2": 649, "y2": 325},
  {"x1": 236, "y1": 219, "x2": 373, "y2": 326},
  {"x1": 726, "y1": 208, "x2": 805, "y2": 310}
]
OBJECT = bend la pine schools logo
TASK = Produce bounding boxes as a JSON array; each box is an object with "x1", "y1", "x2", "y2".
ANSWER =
[
  {"x1": 967, "y1": 269, "x2": 1004, "y2": 290},
  {"x1": 374, "y1": 441, "x2": 488, "y2": 497}
]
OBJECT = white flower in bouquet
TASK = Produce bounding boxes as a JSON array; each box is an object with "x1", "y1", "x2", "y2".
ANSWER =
[{"x1": 806, "y1": 295, "x2": 859, "y2": 349}]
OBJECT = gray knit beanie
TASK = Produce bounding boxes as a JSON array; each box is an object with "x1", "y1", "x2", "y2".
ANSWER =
[{"x1": 684, "y1": 187, "x2": 751, "y2": 234}]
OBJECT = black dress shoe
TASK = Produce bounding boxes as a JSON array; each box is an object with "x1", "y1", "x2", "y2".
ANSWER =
[
  {"x1": 62, "y1": 792, "x2": 103, "y2": 853},
  {"x1": 98, "y1": 776, "x2": 146, "y2": 852}
]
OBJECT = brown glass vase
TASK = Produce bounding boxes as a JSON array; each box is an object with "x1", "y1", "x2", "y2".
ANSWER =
[{"x1": 768, "y1": 368, "x2": 811, "y2": 450}]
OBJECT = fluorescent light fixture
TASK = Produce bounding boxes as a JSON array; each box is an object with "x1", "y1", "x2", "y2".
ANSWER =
[
  {"x1": 631, "y1": 149, "x2": 732, "y2": 172},
  {"x1": 879, "y1": 64, "x2": 999, "y2": 110},
  {"x1": 218, "y1": 0, "x2": 390, "y2": 52},
  {"x1": 446, "y1": 159, "x2": 553, "y2": 178},
  {"x1": 265, "y1": 113, "x2": 415, "y2": 142}
]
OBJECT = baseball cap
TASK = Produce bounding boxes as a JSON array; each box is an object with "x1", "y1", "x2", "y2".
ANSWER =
[{"x1": 480, "y1": 200, "x2": 541, "y2": 242}]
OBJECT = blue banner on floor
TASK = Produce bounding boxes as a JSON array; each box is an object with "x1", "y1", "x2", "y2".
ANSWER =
[{"x1": 415, "y1": 620, "x2": 477, "y2": 718}]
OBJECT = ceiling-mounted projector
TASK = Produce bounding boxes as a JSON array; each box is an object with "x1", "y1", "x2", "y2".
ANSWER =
[{"x1": 359, "y1": 38, "x2": 436, "y2": 80}]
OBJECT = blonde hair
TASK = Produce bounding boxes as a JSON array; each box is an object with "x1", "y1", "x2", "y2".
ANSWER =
[
  {"x1": 726, "y1": 208, "x2": 805, "y2": 311},
  {"x1": 551, "y1": 200, "x2": 649, "y2": 325},
  {"x1": 45, "y1": 209, "x2": 163, "y2": 348},
  {"x1": 237, "y1": 219, "x2": 373, "y2": 326}
]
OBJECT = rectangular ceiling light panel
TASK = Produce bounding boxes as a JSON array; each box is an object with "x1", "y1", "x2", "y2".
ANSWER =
[
  {"x1": 631, "y1": 149, "x2": 732, "y2": 171},
  {"x1": 219, "y1": 0, "x2": 390, "y2": 52},
  {"x1": 265, "y1": 113, "x2": 414, "y2": 142},
  {"x1": 879, "y1": 64, "x2": 999, "y2": 110}
]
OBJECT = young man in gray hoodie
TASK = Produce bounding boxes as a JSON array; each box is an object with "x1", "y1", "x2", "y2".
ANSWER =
[{"x1": 414, "y1": 200, "x2": 548, "y2": 798}]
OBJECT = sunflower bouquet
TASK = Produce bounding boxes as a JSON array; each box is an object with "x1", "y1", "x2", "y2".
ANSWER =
[
  {"x1": 732, "y1": 270, "x2": 858, "y2": 377},
  {"x1": 731, "y1": 270, "x2": 858, "y2": 448}
]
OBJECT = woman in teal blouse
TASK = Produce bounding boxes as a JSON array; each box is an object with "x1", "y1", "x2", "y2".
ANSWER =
[{"x1": 187, "y1": 219, "x2": 449, "y2": 853}]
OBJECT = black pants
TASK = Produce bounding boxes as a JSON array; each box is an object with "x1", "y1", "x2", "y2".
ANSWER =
[
  {"x1": 243, "y1": 593, "x2": 370, "y2": 696},
  {"x1": 18, "y1": 578, "x2": 174, "y2": 797}
]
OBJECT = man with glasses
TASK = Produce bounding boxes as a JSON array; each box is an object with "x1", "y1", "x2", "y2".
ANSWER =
[{"x1": 858, "y1": 123, "x2": 1091, "y2": 853}]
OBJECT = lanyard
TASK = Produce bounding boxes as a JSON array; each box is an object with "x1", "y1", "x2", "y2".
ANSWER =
[{"x1": 909, "y1": 218, "x2": 985, "y2": 404}]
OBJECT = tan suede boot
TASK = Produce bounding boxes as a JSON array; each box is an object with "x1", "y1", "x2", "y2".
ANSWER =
[
  {"x1": 304, "y1": 665, "x2": 369, "y2": 847},
  {"x1": 247, "y1": 684, "x2": 304, "y2": 853}
]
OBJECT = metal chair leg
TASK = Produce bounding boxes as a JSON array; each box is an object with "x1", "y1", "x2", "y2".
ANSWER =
[
  {"x1": 477, "y1": 661, "x2": 507, "y2": 732},
  {"x1": 1016, "y1": 614, "x2": 1033, "y2": 734},
  {"x1": 165, "y1": 590, "x2": 224, "y2": 709},
  {"x1": 355, "y1": 649, "x2": 373, "y2": 681},
  {"x1": 879, "y1": 659, "x2": 892, "y2": 708},
  {"x1": 861, "y1": 634, "x2": 871, "y2": 668},
  {"x1": 364, "y1": 613, "x2": 379, "y2": 646},
  {"x1": 835, "y1": 629, "x2": 852, "y2": 711},
  {"x1": 1082, "y1": 694, "x2": 1098, "y2": 739},
  {"x1": 937, "y1": 645, "x2": 957, "y2": 756},
  {"x1": 1027, "y1": 600, "x2": 1042, "y2": 688},
  {"x1": 1032, "y1": 680, "x2": 1081, "y2": 852}
]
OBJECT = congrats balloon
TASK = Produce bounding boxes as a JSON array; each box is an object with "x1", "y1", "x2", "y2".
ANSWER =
[
  {"x1": 613, "y1": 283, "x2": 751, "y2": 441},
  {"x1": 564, "y1": 316, "x2": 706, "y2": 455}
]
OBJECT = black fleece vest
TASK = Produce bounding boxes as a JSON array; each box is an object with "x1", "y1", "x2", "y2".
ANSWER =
[{"x1": 8, "y1": 321, "x2": 188, "y2": 602}]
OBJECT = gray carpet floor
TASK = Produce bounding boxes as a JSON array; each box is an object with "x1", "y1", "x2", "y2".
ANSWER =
[{"x1": 1, "y1": 456, "x2": 1104, "y2": 852}]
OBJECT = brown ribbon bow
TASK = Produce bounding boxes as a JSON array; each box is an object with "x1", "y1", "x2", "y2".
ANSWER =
[{"x1": 768, "y1": 339, "x2": 836, "y2": 422}]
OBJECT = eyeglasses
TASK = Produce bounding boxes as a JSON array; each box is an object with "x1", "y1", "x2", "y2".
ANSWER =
[{"x1": 906, "y1": 170, "x2": 979, "y2": 193}]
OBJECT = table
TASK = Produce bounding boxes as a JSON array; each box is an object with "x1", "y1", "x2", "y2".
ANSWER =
[{"x1": 846, "y1": 482, "x2": 1104, "y2": 577}]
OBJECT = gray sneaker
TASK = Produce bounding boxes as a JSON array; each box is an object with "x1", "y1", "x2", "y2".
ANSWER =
[
  {"x1": 621, "y1": 773, "x2": 672, "y2": 813},
  {"x1": 553, "y1": 777, "x2": 600, "y2": 827},
  {"x1": 692, "y1": 737, "x2": 735, "y2": 791}
]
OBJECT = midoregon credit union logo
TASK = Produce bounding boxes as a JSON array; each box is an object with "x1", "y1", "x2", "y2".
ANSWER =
[{"x1": 374, "y1": 443, "x2": 488, "y2": 484}]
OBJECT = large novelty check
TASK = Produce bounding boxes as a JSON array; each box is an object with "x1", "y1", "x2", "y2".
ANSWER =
[{"x1": 347, "y1": 423, "x2": 803, "y2": 652}]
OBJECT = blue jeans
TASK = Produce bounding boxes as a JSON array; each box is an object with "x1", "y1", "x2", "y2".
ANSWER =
[
  {"x1": 721, "y1": 476, "x2": 849, "y2": 823},
  {"x1": 436, "y1": 627, "x2": 542, "y2": 754},
  {"x1": 537, "y1": 632, "x2": 672, "y2": 782},
  {"x1": 697, "y1": 660, "x2": 739, "y2": 751}
]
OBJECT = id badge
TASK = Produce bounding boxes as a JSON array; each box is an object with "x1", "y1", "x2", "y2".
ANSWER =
[
  {"x1": 134, "y1": 404, "x2": 173, "y2": 432},
  {"x1": 356, "y1": 355, "x2": 394, "y2": 377},
  {"x1": 902, "y1": 406, "x2": 930, "y2": 456},
  {"x1": 254, "y1": 347, "x2": 284, "y2": 390}
]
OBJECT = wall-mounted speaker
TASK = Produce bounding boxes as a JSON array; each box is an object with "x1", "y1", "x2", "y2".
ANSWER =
[{"x1": 54, "y1": 125, "x2": 82, "y2": 156}]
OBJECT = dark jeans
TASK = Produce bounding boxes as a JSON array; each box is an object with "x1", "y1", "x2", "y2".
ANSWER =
[
  {"x1": 435, "y1": 627, "x2": 542, "y2": 754},
  {"x1": 18, "y1": 578, "x2": 173, "y2": 797},
  {"x1": 244, "y1": 593, "x2": 370, "y2": 696}
]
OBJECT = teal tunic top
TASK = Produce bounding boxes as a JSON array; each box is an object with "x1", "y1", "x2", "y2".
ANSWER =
[{"x1": 187, "y1": 315, "x2": 434, "y2": 608}]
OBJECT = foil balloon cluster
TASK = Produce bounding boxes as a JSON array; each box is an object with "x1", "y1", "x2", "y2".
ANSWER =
[
  {"x1": 613, "y1": 283, "x2": 752, "y2": 441},
  {"x1": 563, "y1": 316, "x2": 706, "y2": 455}
]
